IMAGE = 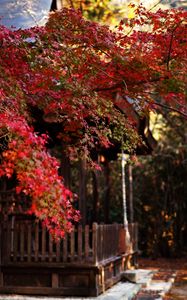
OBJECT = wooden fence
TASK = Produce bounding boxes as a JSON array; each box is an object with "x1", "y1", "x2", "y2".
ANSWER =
[
  {"x1": 94, "y1": 223, "x2": 124, "y2": 263},
  {"x1": 1, "y1": 216, "x2": 138, "y2": 266}
]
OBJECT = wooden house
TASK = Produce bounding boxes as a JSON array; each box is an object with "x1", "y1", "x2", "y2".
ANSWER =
[{"x1": 0, "y1": 107, "x2": 153, "y2": 297}]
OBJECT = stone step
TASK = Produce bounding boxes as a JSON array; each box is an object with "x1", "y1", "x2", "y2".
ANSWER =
[
  {"x1": 143, "y1": 280, "x2": 173, "y2": 295},
  {"x1": 121, "y1": 269, "x2": 155, "y2": 285},
  {"x1": 97, "y1": 282, "x2": 141, "y2": 300},
  {"x1": 135, "y1": 271, "x2": 177, "y2": 299},
  {"x1": 136, "y1": 276, "x2": 153, "y2": 288},
  {"x1": 135, "y1": 281, "x2": 173, "y2": 300}
]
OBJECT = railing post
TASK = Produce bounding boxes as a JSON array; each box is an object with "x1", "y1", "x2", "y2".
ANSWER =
[
  {"x1": 20, "y1": 223, "x2": 25, "y2": 262},
  {"x1": 134, "y1": 223, "x2": 138, "y2": 252},
  {"x1": 115, "y1": 223, "x2": 119, "y2": 256},
  {"x1": 70, "y1": 226, "x2": 75, "y2": 262},
  {"x1": 84, "y1": 225, "x2": 89, "y2": 260},
  {"x1": 2, "y1": 216, "x2": 10, "y2": 264},
  {"x1": 27, "y1": 222, "x2": 32, "y2": 262},
  {"x1": 92, "y1": 223, "x2": 98, "y2": 265},
  {"x1": 56, "y1": 239, "x2": 61, "y2": 263},
  {"x1": 78, "y1": 225, "x2": 82, "y2": 261},
  {"x1": 63, "y1": 233, "x2": 68, "y2": 262},
  {"x1": 34, "y1": 220, "x2": 39, "y2": 262}
]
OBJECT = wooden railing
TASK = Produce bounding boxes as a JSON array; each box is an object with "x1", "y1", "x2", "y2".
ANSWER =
[
  {"x1": 93, "y1": 223, "x2": 138, "y2": 264},
  {"x1": 93, "y1": 223, "x2": 124, "y2": 263},
  {"x1": 1, "y1": 217, "x2": 94, "y2": 264},
  {"x1": 1, "y1": 216, "x2": 138, "y2": 265}
]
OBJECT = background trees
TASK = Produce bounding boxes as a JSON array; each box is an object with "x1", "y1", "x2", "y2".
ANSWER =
[{"x1": 133, "y1": 113, "x2": 187, "y2": 257}]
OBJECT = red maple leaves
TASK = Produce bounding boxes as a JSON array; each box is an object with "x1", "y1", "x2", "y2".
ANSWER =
[{"x1": 0, "y1": 7, "x2": 186, "y2": 237}]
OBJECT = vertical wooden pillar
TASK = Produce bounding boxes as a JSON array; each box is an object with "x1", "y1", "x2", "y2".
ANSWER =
[
  {"x1": 60, "y1": 150, "x2": 71, "y2": 188},
  {"x1": 104, "y1": 159, "x2": 110, "y2": 224},
  {"x1": 92, "y1": 223, "x2": 98, "y2": 265},
  {"x1": 92, "y1": 170, "x2": 100, "y2": 223},
  {"x1": 52, "y1": 273, "x2": 59, "y2": 288},
  {"x1": 79, "y1": 159, "x2": 87, "y2": 225},
  {"x1": 3, "y1": 216, "x2": 10, "y2": 264}
]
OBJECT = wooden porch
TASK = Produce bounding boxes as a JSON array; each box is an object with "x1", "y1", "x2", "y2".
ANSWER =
[
  {"x1": 0, "y1": 185, "x2": 138, "y2": 297},
  {"x1": 0, "y1": 211, "x2": 138, "y2": 296}
]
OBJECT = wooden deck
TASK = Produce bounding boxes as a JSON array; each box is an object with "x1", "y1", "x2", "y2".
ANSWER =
[{"x1": 0, "y1": 191, "x2": 138, "y2": 297}]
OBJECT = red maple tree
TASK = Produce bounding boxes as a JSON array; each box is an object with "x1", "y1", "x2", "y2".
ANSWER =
[{"x1": 0, "y1": 7, "x2": 186, "y2": 237}]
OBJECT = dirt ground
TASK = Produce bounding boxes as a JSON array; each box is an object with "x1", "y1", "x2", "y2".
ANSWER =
[{"x1": 138, "y1": 257, "x2": 187, "y2": 300}]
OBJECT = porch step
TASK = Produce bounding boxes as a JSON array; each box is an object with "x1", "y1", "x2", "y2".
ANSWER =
[
  {"x1": 97, "y1": 282, "x2": 141, "y2": 300},
  {"x1": 133, "y1": 270, "x2": 176, "y2": 299},
  {"x1": 121, "y1": 269, "x2": 155, "y2": 287}
]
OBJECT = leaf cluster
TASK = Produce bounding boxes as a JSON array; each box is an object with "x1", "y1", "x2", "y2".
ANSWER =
[{"x1": 0, "y1": 6, "x2": 186, "y2": 237}]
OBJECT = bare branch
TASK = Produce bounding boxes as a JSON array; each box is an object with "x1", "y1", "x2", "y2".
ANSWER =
[{"x1": 150, "y1": 101, "x2": 187, "y2": 118}]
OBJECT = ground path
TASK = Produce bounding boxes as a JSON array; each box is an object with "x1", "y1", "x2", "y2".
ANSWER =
[{"x1": 134, "y1": 257, "x2": 187, "y2": 300}]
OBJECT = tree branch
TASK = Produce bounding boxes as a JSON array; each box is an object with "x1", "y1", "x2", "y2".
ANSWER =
[
  {"x1": 93, "y1": 76, "x2": 169, "y2": 92},
  {"x1": 151, "y1": 101, "x2": 187, "y2": 118}
]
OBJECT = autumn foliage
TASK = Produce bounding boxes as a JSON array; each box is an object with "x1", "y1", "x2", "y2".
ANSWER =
[{"x1": 0, "y1": 6, "x2": 186, "y2": 237}]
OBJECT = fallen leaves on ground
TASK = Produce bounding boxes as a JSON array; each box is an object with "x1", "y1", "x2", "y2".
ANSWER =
[{"x1": 138, "y1": 257, "x2": 187, "y2": 300}]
